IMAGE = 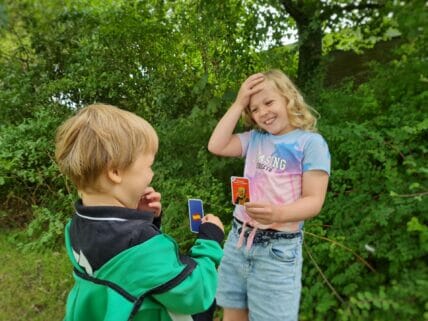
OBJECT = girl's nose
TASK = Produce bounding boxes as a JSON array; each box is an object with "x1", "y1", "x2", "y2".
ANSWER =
[{"x1": 259, "y1": 105, "x2": 269, "y2": 116}]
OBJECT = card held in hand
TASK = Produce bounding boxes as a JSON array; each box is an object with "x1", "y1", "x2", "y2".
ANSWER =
[
  {"x1": 231, "y1": 176, "x2": 250, "y2": 205},
  {"x1": 188, "y1": 199, "x2": 204, "y2": 233}
]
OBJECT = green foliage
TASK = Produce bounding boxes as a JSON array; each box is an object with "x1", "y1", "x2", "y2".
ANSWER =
[
  {"x1": 299, "y1": 46, "x2": 428, "y2": 320},
  {"x1": 0, "y1": 0, "x2": 426, "y2": 320},
  {"x1": 0, "y1": 104, "x2": 77, "y2": 249},
  {"x1": 153, "y1": 109, "x2": 243, "y2": 249}
]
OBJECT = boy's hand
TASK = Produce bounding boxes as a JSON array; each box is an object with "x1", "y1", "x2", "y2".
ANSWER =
[
  {"x1": 201, "y1": 214, "x2": 224, "y2": 232},
  {"x1": 245, "y1": 202, "x2": 279, "y2": 225},
  {"x1": 234, "y1": 73, "x2": 265, "y2": 110},
  {"x1": 138, "y1": 187, "x2": 162, "y2": 216}
]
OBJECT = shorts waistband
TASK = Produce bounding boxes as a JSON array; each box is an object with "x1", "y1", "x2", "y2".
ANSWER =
[{"x1": 232, "y1": 217, "x2": 301, "y2": 243}]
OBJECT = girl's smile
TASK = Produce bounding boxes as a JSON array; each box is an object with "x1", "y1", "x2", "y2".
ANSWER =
[{"x1": 249, "y1": 80, "x2": 295, "y2": 135}]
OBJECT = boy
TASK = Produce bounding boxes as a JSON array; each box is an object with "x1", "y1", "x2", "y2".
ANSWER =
[{"x1": 55, "y1": 103, "x2": 224, "y2": 321}]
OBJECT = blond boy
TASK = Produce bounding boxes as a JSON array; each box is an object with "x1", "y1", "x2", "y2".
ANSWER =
[{"x1": 56, "y1": 104, "x2": 224, "y2": 321}]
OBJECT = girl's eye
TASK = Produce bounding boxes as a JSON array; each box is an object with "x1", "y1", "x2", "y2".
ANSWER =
[
  {"x1": 266, "y1": 100, "x2": 273, "y2": 106},
  {"x1": 250, "y1": 107, "x2": 258, "y2": 113}
]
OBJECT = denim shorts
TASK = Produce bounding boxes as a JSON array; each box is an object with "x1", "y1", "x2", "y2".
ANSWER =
[{"x1": 216, "y1": 219, "x2": 303, "y2": 321}]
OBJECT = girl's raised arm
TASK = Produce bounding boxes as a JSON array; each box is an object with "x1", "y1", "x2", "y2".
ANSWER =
[{"x1": 208, "y1": 73, "x2": 264, "y2": 157}]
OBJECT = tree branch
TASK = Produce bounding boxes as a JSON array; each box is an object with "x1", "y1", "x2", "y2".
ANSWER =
[
  {"x1": 392, "y1": 191, "x2": 428, "y2": 198},
  {"x1": 321, "y1": 2, "x2": 384, "y2": 21},
  {"x1": 305, "y1": 231, "x2": 377, "y2": 273},
  {"x1": 304, "y1": 242, "x2": 346, "y2": 305},
  {"x1": 279, "y1": 0, "x2": 306, "y2": 24}
]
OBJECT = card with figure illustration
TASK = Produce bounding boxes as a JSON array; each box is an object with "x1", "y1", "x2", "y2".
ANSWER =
[
  {"x1": 231, "y1": 176, "x2": 250, "y2": 205},
  {"x1": 188, "y1": 199, "x2": 204, "y2": 233}
]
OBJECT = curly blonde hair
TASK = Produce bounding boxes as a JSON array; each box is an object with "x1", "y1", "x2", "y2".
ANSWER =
[{"x1": 242, "y1": 69, "x2": 318, "y2": 131}]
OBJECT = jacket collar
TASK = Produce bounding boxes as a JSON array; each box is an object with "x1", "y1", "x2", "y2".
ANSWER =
[{"x1": 74, "y1": 199, "x2": 155, "y2": 222}]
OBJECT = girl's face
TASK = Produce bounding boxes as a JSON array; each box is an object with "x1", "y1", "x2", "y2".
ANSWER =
[{"x1": 248, "y1": 80, "x2": 295, "y2": 135}]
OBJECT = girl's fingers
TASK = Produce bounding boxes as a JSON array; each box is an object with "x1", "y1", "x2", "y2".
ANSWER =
[
  {"x1": 248, "y1": 74, "x2": 264, "y2": 84},
  {"x1": 245, "y1": 202, "x2": 266, "y2": 209},
  {"x1": 248, "y1": 73, "x2": 264, "y2": 81},
  {"x1": 244, "y1": 74, "x2": 264, "y2": 88}
]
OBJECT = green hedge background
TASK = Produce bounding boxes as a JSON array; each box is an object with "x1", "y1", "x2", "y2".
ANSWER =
[{"x1": 0, "y1": 1, "x2": 426, "y2": 320}]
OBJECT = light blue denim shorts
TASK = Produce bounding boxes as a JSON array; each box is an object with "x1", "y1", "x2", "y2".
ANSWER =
[{"x1": 216, "y1": 219, "x2": 303, "y2": 321}]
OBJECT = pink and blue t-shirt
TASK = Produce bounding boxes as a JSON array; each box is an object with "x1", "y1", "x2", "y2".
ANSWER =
[{"x1": 234, "y1": 129, "x2": 331, "y2": 232}]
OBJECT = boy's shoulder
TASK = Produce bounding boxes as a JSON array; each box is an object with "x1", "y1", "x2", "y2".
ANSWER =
[{"x1": 69, "y1": 202, "x2": 162, "y2": 271}]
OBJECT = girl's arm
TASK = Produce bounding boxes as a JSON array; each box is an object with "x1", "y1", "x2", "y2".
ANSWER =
[
  {"x1": 245, "y1": 170, "x2": 329, "y2": 224},
  {"x1": 207, "y1": 102, "x2": 243, "y2": 157},
  {"x1": 208, "y1": 73, "x2": 264, "y2": 157}
]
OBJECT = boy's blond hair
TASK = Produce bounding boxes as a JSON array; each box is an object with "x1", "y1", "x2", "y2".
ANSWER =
[
  {"x1": 55, "y1": 103, "x2": 158, "y2": 190},
  {"x1": 243, "y1": 69, "x2": 318, "y2": 131}
]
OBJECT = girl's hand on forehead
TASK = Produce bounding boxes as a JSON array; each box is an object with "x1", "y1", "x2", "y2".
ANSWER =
[
  {"x1": 235, "y1": 73, "x2": 265, "y2": 110},
  {"x1": 137, "y1": 186, "x2": 162, "y2": 216}
]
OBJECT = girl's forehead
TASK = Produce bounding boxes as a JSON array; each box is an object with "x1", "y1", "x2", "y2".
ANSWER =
[{"x1": 250, "y1": 80, "x2": 278, "y2": 104}]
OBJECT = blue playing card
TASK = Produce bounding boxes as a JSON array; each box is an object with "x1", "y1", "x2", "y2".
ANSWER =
[{"x1": 188, "y1": 199, "x2": 204, "y2": 233}]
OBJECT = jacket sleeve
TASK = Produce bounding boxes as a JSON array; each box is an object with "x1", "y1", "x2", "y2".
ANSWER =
[{"x1": 152, "y1": 224, "x2": 224, "y2": 314}]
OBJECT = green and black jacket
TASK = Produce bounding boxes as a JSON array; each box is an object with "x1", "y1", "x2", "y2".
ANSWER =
[{"x1": 64, "y1": 200, "x2": 224, "y2": 321}]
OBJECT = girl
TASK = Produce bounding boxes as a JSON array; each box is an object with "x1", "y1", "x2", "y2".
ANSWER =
[{"x1": 208, "y1": 70, "x2": 330, "y2": 321}]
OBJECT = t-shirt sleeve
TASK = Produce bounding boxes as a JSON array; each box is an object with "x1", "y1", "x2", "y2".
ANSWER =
[
  {"x1": 237, "y1": 130, "x2": 252, "y2": 157},
  {"x1": 303, "y1": 133, "x2": 331, "y2": 175}
]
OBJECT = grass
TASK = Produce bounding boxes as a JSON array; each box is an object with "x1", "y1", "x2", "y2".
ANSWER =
[
  {"x1": 0, "y1": 229, "x2": 224, "y2": 321},
  {"x1": 0, "y1": 230, "x2": 73, "y2": 321}
]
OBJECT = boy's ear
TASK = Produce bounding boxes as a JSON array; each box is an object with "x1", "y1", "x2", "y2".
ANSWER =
[{"x1": 106, "y1": 167, "x2": 122, "y2": 184}]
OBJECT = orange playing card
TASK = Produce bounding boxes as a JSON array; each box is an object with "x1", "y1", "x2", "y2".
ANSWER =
[{"x1": 231, "y1": 176, "x2": 250, "y2": 205}]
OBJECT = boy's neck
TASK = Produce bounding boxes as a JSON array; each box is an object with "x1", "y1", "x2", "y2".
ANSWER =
[{"x1": 80, "y1": 191, "x2": 125, "y2": 208}]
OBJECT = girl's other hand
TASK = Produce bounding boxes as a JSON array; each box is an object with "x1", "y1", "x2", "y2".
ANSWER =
[{"x1": 245, "y1": 202, "x2": 278, "y2": 225}]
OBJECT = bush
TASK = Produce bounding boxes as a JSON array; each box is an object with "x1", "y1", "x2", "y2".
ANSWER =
[
  {"x1": 0, "y1": 105, "x2": 74, "y2": 249},
  {"x1": 299, "y1": 56, "x2": 428, "y2": 320}
]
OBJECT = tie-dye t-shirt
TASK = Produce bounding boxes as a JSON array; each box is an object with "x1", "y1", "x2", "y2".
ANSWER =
[{"x1": 233, "y1": 129, "x2": 331, "y2": 232}]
